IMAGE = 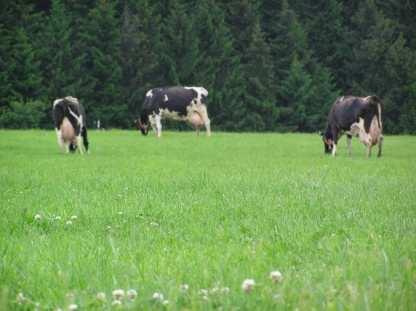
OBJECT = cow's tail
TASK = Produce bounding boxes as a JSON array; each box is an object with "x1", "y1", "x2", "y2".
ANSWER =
[
  {"x1": 377, "y1": 102, "x2": 382, "y2": 131},
  {"x1": 367, "y1": 96, "x2": 382, "y2": 130},
  {"x1": 82, "y1": 126, "x2": 89, "y2": 152}
]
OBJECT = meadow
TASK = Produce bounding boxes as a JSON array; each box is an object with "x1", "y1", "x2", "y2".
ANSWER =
[{"x1": 0, "y1": 130, "x2": 415, "y2": 310}]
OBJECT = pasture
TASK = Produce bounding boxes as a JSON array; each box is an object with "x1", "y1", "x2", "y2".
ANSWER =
[{"x1": 0, "y1": 130, "x2": 415, "y2": 310}]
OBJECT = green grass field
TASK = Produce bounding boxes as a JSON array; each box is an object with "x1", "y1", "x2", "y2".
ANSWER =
[{"x1": 0, "y1": 130, "x2": 415, "y2": 310}]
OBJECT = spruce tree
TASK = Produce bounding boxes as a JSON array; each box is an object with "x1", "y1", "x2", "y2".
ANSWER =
[
  {"x1": 120, "y1": 1, "x2": 162, "y2": 116},
  {"x1": 160, "y1": 0, "x2": 200, "y2": 85},
  {"x1": 76, "y1": 0, "x2": 125, "y2": 127},
  {"x1": 38, "y1": 0, "x2": 75, "y2": 99}
]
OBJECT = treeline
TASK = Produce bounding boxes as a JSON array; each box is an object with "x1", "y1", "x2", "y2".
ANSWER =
[{"x1": 0, "y1": 0, "x2": 415, "y2": 133}]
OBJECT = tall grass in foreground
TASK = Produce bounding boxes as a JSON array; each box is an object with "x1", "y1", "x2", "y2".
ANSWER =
[{"x1": 0, "y1": 130, "x2": 415, "y2": 310}]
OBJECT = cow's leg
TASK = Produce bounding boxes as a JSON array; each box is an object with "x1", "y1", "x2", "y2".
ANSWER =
[
  {"x1": 346, "y1": 134, "x2": 352, "y2": 156},
  {"x1": 367, "y1": 145, "x2": 372, "y2": 157},
  {"x1": 55, "y1": 128, "x2": 65, "y2": 152},
  {"x1": 198, "y1": 105, "x2": 211, "y2": 136},
  {"x1": 332, "y1": 128, "x2": 339, "y2": 157},
  {"x1": 377, "y1": 135, "x2": 383, "y2": 157},
  {"x1": 76, "y1": 135, "x2": 84, "y2": 154},
  {"x1": 155, "y1": 114, "x2": 162, "y2": 138}
]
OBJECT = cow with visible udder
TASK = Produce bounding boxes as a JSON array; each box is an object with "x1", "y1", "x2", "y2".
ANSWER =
[
  {"x1": 136, "y1": 86, "x2": 211, "y2": 137},
  {"x1": 322, "y1": 95, "x2": 383, "y2": 157},
  {"x1": 53, "y1": 96, "x2": 89, "y2": 154}
]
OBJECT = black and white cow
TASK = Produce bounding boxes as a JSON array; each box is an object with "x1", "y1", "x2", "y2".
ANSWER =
[
  {"x1": 136, "y1": 86, "x2": 211, "y2": 137},
  {"x1": 322, "y1": 95, "x2": 383, "y2": 157},
  {"x1": 53, "y1": 96, "x2": 89, "y2": 154}
]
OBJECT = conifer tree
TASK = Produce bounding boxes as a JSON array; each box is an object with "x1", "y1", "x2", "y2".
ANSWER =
[
  {"x1": 38, "y1": 0, "x2": 75, "y2": 99},
  {"x1": 120, "y1": 0, "x2": 162, "y2": 116},
  {"x1": 160, "y1": 0, "x2": 200, "y2": 85},
  {"x1": 76, "y1": 0, "x2": 125, "y2": 127}
]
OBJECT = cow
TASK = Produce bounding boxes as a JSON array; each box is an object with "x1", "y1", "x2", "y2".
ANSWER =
[
  {"x1": 322, "y1": 95, "x2": 383, "y2": 157},
  {"x1": 52, "y1": 96, "x2": 89, "y2": 154},
  {"x1": 136, "y1": 86, "x2": 211, "y2": 137}
]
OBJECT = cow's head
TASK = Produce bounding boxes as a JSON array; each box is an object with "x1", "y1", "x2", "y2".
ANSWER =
[
  {"x1": 135, "y1": 115, "x2": 149, "y2": 136},
  {"x1": 321, "y1": 130, "x2": 334, "y2": 154}
]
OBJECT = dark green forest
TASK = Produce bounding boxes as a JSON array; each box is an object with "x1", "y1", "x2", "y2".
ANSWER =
[{"x1": 0, "y1": 0, "x2": 415, "y2": 133}]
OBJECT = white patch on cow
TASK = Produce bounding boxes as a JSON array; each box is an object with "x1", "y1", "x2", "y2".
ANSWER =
[
  {"x1": 68, "y1": 107, "x2": 82, "y2": 126},
  {"x1": 154, "y1": 114, "x2": 162, "y2": 137},
  {"x1": 332, "y1": 143, "x2": 337, "y2": 156},
  {"x1": 64, "y1": 96, "x2": 79, "y2": 105},
  {"x1": 146, "y1": 89, "x2": 153, "y2": 98},
  {"x1": 55, "y1": 128, "x2": 64, "y2": 151},
  {"x1": 164, "y1": 94, "x2": 169, "y2": 102},
  {"x1": 184, "y1": 86, "x2": 208, "y2": 102},
  {"x1": 77, "y1": 135, "x2": 84, "y2": 154},
  {"x1": 160, "y1": 108, "x2": 187, "y2": 121},
  {"x1": 351, "y1": 118, "x2": 370, "y2": 146},
  {"x1": 346, "y1": 135, "x2": 352, "y2": 156},
  {"x1": 53, "y1": 99, "x2": 63, "y2": 107}
]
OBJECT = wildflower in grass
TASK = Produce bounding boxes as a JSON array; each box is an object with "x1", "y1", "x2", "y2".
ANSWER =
[
  {"x1": 67, "y1": 304, "x2": 78, "y2": 310},
  {"x1": 199, "y1": 289, "x2": 208, "y2": 296},
  {"x1": 162, "y1": 300, "x2": 169, "y2": 305},
  {"x1": 270, "y1": 270, "x2": 283, "y2": 283},
  {"x1": 66, "y1": 220, "x2": 73, "y2": 226},
  {"x1": 96, "y1": 292, "x2": 106, "y2": 302},
  {"x1": 16, "y1": 292, "x2": 25, "y2": 304},
  {"x1": 34, "y1": 214, "x2": 42, "y2": 221},
  {"x1": 179, "y1": 284, "x2": 189, "y2": 292},
  {"x1": 150, "y1": 222, "x2": 159, "y2": 227},
  {"x1": 221, "y1": 287, "x2": 230, "y2": 294},
  {"x1": 55, "y1": 308, "x2": 63, "y2": 311},
  {"x1": 112, "y1": 289, "x2": 125, "y2": 300},
  {"x1": 70, "y1": 215, "x2": 78, "y2": 220},
  {"x1": 55, "y1": 216, "x2": 62, "y2": 221},
  {"x1": 112, "y1": 300, "x2": 122, "y2": 307},
  {"x1": 241, "y1": 279, "x2": 255, "y2": 293},
  {"x1": 152, "y1": 292, "x2": 164, "y2": 302},
  {"x1": 127, "y1": 289, "x2": 137, "y2": 300},
  {"x1": 117, "y1": 211, "x2": 123, "y2": 216}
]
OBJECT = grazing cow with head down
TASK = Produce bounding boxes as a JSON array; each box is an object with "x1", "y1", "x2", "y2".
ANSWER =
[
  {"x1": 53, "y1": 96, "x2": 89, "y2": 154},
  {"x1": 322, "y1": 95, "x2": 383, "y2": 157},
  {"x1": 136, "y1": 86, "x2": 211, "y2": 137}
]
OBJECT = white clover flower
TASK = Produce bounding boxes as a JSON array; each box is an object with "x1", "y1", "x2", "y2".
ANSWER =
[
  {"x1": 162, "y1": 300, "x2": 169, "y2": 305},
  {"x1": 70, "y1": 215, "x2": 78, "y2": 221},
  {"x1": 96, "y1": 292, "x2": 106, "y2": 302},
  {"x1": 112, "y1": 289, "x2": 125, "y2": 300},
  {"x1": 241, "y1": 279, "x2": 255, "y2": 293},
  {"x1": 127, "y1": 289, "x2": 137, "y2": 300},
  {"x1": 55, "y1": 216, "x2": 62, "y2": 221},
  {"x1": 16, "y1": 292, "x2": 25, "y2": 304},
  {"x1": 199, "y1": 289, "x2": 208, "y2": 296},
  {"x1": 270, "y1": 270, "x2": 283, "y2": 283},
  {"x1": 150, "y1": 222, "x2": 159, "y2": 227},
  {"x1": 67, "y1": 304, "x2": 78, "y2": 311},
  {"x1": 152, "y1": 292, "x2": 164, "y2": 302},
  {"x1": 179, "y1": 284, "x2": 189, "y2": 292},
  {"x1": 112, "y1": 300, "x2": 122, "y2": 307},
  {"x1": 210, "y1": 286, "x2": 219, "y2": 294},
  {"x1": 55, "y1": 308, "x2": 63, "y2": 311},
  {"x1": 65, "y1": 292, "x2": 74, "y2": 300},
  {"x1": 66, "y1": 220, "x2": 73, "y2": 226},
  {"x1": 34, "y1": 214, "x2": 42, "y2": 221}
]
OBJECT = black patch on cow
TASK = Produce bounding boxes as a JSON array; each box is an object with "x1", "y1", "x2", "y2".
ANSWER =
[
  {"x1": 53, "y1": 97, "x2": 89, "y2": 151},
  {"x1": 138, "y1": 86, "x2": 204, "y2": 135},
  {"x1": 322, "y1": 95, "x2": 382, "y2": 154}
]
